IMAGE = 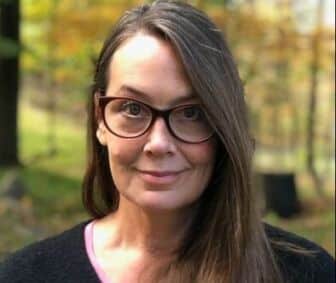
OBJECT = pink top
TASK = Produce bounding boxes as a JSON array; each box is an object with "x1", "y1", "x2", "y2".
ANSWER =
[{"x1": 85, "y1": 221, "x2": 112, "y2": 283}]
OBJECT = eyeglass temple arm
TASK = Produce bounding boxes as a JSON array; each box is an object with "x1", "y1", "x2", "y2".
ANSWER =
[{"x1": 94, "y1": 92, "x2": 103, "y2": 121}]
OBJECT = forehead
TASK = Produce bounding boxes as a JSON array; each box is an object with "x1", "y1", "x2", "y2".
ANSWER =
[
  {"x1": 106, "y1": 33, "x2": 196, "y2": 107},
  {"x1": 114, "y1": 33, "x2": 167, "y2": 59}
]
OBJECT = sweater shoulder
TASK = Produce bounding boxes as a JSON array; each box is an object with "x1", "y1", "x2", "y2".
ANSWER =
[
  {"x1": 0, "y1": 220, "x2": 95, "y2": 283},
  {"x1": 264, "y1": 223, "x2": 335, "y2": 283}
]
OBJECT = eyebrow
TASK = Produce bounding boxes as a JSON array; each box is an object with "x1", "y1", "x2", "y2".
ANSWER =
[{"x1": 115, "y1": 85, "x2": 198, "y2": 106}]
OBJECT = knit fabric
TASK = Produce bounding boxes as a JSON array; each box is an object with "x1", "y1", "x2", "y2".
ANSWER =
[{"x1": 0, "y1": 221, "x2": 334, "y2": 283}]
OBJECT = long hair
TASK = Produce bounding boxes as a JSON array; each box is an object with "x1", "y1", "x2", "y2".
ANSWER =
[{"x1": 82, "y1": 1, "x2": 283, "y2": 282}]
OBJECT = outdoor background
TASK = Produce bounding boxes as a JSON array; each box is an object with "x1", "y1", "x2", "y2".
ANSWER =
[{"x1": 0, "y1": 0, "x2": 334, "y2": 260}]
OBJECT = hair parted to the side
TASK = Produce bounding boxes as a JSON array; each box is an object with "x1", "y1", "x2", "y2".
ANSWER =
[{"x1": 82, "y1": 1, "x2": 283, "y2": 282}]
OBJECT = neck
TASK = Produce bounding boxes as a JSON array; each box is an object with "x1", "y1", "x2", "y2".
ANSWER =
[{"x1": 95, "y1": 196, "x2": 196, "y2": 256}]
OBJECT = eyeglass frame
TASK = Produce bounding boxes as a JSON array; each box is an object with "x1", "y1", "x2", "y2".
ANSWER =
[{"x1": 95, "y1": 92, "x2": 215, "y2": 144}]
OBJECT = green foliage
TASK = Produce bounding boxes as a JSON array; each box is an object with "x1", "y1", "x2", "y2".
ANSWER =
[{"x1": 19, "y1": 102, "x2": 86, "y2": 178}]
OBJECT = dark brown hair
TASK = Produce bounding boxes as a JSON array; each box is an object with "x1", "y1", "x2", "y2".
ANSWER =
[{"x1": 82, "y1": 1, "x2": 283, "y2": 282}]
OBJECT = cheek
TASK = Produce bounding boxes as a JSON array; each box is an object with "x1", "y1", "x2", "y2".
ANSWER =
[
  {"x1": 178, "y1": 140, "x2": 217, "y2": 206},
  {"x1": 106, "y1": 136, "x2": 141, "y2": 163},
  {"x1": 185, "y1": 139, "x2": 217, "y2": 167},
  {"x1": 187, "y1": 139, "x2": 217, "y2": 191},
  {"x1": 105, "y1": 136, "x2": 145, "y2": 195}
]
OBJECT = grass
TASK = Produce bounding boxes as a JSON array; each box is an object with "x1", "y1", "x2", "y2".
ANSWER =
[
  {"x1": 19, "y1": 103, "x2": 87, "y2": 179},
  {"x1": 0, "y1": 102, "x2": 88, "y2": 259},
  {"x1": 0, "y1": 102, "x2": 334, "y2": 260}
]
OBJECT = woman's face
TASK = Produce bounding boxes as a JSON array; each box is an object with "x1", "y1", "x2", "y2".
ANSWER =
[{"x1": 97, "y1": 33, "x2": 216, "y2": 212}]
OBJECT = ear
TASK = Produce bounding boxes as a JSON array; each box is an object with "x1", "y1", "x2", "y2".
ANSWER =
[{"x1": 96, "y1": 123, "x2": 107, "y2": 146}]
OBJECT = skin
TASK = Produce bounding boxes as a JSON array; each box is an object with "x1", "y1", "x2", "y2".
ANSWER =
[{"x1": 94, "y1": 33, "x2": 216, "y2": 282}]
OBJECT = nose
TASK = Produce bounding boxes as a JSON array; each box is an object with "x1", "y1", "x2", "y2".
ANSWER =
[{"x1": 143, "y1": 117, "x2": 176, "y2": 156}]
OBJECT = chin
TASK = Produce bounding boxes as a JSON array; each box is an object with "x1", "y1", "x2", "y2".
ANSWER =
[{"x1": 134, "y1": 191, "x2": 199, "y2": 213}]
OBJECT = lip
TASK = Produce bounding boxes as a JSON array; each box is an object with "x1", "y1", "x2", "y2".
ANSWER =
[
  {"x1": 139, "y1": 170, "x2": 181, "y2": 176},
  {"x1": 137, "y1": 169, "x2": 184, "y2": 185}
]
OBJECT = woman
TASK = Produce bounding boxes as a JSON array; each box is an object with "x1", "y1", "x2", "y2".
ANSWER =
[{"x1": 0, "y1": 1, "x2": 334, "y2": 282}]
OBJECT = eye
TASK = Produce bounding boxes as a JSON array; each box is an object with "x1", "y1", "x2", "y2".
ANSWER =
[
  {"x1": 182, "y1": 106, "x2": 204, "y2": 120},
  {"x1": 121, "y1": 101, "x2": 144, "y2": 116}
]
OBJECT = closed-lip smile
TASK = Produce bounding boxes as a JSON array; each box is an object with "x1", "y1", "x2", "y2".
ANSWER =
[
  {"x1": 136, "y1": 169, "x2": 186, "y2": 185},
  {"x1": 137, "y1": 170, "x2": 181, "y2": 176}
]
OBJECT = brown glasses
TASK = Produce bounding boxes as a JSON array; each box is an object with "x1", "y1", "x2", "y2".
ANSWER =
[{"x1": 96, "y1": 94, "x2": 214, "y2": 144}]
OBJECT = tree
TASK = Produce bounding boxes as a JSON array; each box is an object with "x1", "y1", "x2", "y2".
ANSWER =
[
  {"x1": 306, "y1": 0, "x2": 325, "y2": 197},
  {"x1": 0, "y1": 0, "x2": 20, "y2": 167}
]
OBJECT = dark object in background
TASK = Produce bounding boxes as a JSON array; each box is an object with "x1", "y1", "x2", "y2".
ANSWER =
[{"x1": 262, "y1": 173, "x2": 301, "y2": 218}]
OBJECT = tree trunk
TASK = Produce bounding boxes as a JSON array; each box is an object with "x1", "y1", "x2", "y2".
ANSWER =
[
  {"x1": 0, "y1": 0, "x2": 20, "y2": 167},
  {"x1": 306, "y1": 0, "x2": 325, "y2": 197}
]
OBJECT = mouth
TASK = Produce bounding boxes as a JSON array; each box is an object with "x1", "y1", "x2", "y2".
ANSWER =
[{"x1": 136, "y1": 169, "x2": 185, "y2": 185}]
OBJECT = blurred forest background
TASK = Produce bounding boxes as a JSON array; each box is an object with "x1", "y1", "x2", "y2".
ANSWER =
[{"x1": 0, "y1": 0, "x2": 334, "y2": 260}]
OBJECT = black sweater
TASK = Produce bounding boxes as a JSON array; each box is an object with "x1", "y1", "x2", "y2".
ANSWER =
[{"x1": 0, "y1": 221, "x2": 334, "y2": 283}]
